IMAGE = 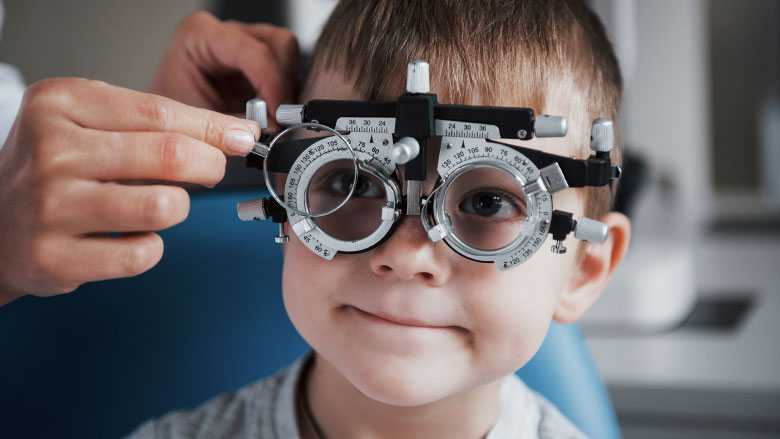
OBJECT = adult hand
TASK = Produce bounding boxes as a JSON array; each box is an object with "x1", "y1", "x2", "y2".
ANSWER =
[
  {"x1": 0, "y1": 77, "x2": 261, "y2": 306},
  {"x1": 147, "y1": 11, "x2": 300, "y2": 129}
]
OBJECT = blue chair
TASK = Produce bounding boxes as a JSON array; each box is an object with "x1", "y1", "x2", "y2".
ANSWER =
[{"x1": 0, "y1": 190, "x2": 619, "y2": 439}]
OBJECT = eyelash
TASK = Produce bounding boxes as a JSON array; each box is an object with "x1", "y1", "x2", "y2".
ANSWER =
[{"x1": 457, "y1": 188, "x2": 526, "y2": 221}]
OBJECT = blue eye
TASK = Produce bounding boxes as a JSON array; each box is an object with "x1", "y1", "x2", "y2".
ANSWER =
[
  {"x1": 328, "y1": 172, "x2": 383, "y2": 198},
  {"x1": 458, "y1": 190, "x2": 525, "y2": 219}
]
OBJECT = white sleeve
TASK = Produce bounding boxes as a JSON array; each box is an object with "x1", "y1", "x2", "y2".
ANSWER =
[
  {"x1": 0, "y1": 0, "x2": 27, "y2": 147},
  {"x1": 0, "y1": 63, "x2": 25, "y2": 145}
]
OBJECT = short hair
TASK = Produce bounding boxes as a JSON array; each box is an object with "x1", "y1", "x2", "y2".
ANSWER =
[{"x1": 303, "y1": 0, "x2": 622, "y2": 257}]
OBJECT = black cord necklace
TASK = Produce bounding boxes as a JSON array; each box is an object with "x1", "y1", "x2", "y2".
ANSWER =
[{"x1": 297, "y1": 355, "x2": 327, "y2": 439}]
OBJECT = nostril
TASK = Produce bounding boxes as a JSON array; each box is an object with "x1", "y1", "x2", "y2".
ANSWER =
[
  {"x1": 380, "y1": 265, "x2": 392, "y2": 273},
  {"x1": 421, "y1": 272, "x2": 433, "y2": 280}
]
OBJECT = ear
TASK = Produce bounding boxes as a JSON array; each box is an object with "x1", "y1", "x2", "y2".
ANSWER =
[{"x1": 553, "y1": 211, "x2": 632, "y2": 324}]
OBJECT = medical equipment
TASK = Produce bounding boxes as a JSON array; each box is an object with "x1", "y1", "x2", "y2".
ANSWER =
[{"x1": 237, "y1": 61, "x2": 621, "y2": 270}]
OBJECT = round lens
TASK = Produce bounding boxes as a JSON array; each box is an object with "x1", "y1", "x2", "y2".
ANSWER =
[
  {"x1": 266, "y1": 126, "x2": 356, "y2": 217},
  {"x1": 307, "y1": 160, "x2": 388, "y2": 241},
  {"x1": 443, "y1": 166, "x2": 528, "y2": 250}
]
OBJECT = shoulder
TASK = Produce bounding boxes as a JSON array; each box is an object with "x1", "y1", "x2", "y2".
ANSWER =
[
  {"x1": 488, "y1": 374, "x2": 587, "y2": 439},
  {"x1": 123, "y1": 355, "x2": 308, "y2": 439}
]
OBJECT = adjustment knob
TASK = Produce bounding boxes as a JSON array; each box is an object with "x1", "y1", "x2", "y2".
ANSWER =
[
  {"x1": 574, "y1": 216, "x2": 609, "y2": 243},
  {"x1": 245, "y1": 99, "x2": 268, "y2": 129},
  {"x1": 390, "y1": 137, "x2": 420, "y2": 164},
  {"x1": 535, "y1": 115, "x2": 568, "y2": 137},
  {"x1": 237, "y1": 198, "x2": 268, "y2": 221},
  {"x1": 276, "y1": 104, "x2": 305, "y2": 126},
  {"x1": 406, "y1": 60, "x2": 430, "y2": 94},
  {"x1": 590, "y1": 118, "x2": 614, "y2": 153}
]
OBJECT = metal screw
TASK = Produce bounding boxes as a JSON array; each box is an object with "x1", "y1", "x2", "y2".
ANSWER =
[
  {"x1": 517, "y1": 129, "x2": 528, "y2": 138},
  {"x1": 446, "y1": 143, "x2": 453, "y2": 149},
  {"x1": 521, "y1": 160, "x2": 528, "y2": 166},
  {"x1": 274, "y1": 223, "x2": 289, "y2": 244},
  {"x1": 382, "y1": 139, "x2": 389, "y2": 146},
  {"x1": 551, "y1": 240, "x2": 567, "y2": 254}
]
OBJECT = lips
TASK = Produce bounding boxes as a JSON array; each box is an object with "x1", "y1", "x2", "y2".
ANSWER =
[{"x1": 345, "y1": 305, "x2": 459, "y2": 330}]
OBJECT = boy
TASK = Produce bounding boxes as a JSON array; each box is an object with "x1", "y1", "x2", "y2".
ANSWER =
[{"x1": 127, "y1": 0, "x2": 631, "y2": 438}]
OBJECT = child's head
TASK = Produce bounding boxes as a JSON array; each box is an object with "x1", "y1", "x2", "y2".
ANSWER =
[{"x1": 281, "y1": 0, "x2": 630, "y2": 406}]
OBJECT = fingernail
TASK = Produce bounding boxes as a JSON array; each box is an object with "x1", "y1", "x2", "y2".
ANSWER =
[
  {"x1": 226, "y1": 129, "x2": 255, "y2": 155},
  {"x1": 247, "y1": 121, "x2": 262, "y2": 139}
]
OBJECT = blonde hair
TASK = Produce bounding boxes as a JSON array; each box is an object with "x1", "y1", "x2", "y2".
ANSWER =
[{"x1": 303, "y1": 0, "x2": 622, "y2": 246}]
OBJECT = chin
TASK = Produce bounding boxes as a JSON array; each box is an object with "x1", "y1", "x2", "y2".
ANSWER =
[{"x1": 332, "y1": 349, "x2": 473, "y2": 407}]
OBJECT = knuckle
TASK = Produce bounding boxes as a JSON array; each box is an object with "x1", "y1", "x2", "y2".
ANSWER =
[
  {"x1": 140, "y1": 190, "x2": 177, "y2": 230},
  {"x1": 121, "y1": 237, "x2": 161, "y2": 276},
  {"x1": 202, "y1": 113, "x2": 221, "y2": 148},
  {"x1": 252, "y1": 39, "x2": 273, "y2": 59},
  {"x1": 178, "y1": 11, "x2": 216, "y2": 35},
  {"x1": 25, "y1": 78, "x2": 63, "y2": 101},
  {"x1": 278, "y1": 29, "x2": 300, "y2": 55},
  {"x1": 122, "y1": 243, "x2": 152, "y2": 275},
  {"x1": 144, "y1": 99, "x2": 175, "y2": 131},
  {"x1": 159, "y1": 133, "x2": 189, "y2": 180},
  {"x1": 23, "y1": 78, "x2": 72, "y2": 112}
]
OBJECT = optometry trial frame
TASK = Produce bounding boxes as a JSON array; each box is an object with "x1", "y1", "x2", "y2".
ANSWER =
[{"x1": 237, "y1": 61, "x2": 622, "y2": 270}]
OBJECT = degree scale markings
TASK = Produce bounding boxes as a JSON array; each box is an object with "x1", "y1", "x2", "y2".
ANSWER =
[
  {"x1": 284, "y1": 121, "x2": 396, "y2": 260},
  {"x1": 439, "y1": 137, "x2": 537, "y2": 182},
  {"x1": 435, "y1": 135, "x2": 552, "y2": 270}
]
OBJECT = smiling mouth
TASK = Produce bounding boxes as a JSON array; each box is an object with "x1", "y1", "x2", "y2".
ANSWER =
[{"x1": 342, "y1": 305, "x2": 464, "y2": 331}]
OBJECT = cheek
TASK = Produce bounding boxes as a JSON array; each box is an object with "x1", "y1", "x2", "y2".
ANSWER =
[
  {"x1": 281, "y1": 227, "x2": 334, "y2": 346},
  {"x1": 456, "y1": 252, "x2": 569, "y2": 380}
]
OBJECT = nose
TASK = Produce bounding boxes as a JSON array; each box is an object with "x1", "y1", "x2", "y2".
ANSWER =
[{"x1": 369, "y1": 216, "x2": 451, "y2": 286}]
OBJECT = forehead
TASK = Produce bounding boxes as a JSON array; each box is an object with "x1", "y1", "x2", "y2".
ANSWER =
[{"x1": 301, "y1": 69, "x2": 580, "y2": 159}]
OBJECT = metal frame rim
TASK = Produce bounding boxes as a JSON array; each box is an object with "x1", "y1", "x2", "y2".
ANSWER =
[
  {"x1": 262, "y1": 122, "x2": 359, "y2": 219},
  {"x1": 432, "y1": 159, "x2": 538, "y2": 261}
]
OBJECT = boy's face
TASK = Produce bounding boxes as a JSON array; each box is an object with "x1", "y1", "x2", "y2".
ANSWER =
[{"x1": 281, "y1": 70, "x2": 587, "y2": 406}]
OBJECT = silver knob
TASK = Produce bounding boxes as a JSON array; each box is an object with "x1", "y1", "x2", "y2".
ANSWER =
[
  {"x1": 534, "y1": 115, "x2": 568, "y2": 137},
  {"x1": 590, "y1": 118, "x2": 614, "y2": 153},
  {"x1": 551, "y1": 240, "x2": 567, "y2": 254},
  {"x1": 246, "y1": 99, "x2": 268, "y2": 129},
  {"x1": 237, "y1": 198, "x2": 268, "y2": 221},
  {"x1": 274, "y1": 223, "x2": 290, "y2": 244},
  {"x1": 390, "y1": 137, "x2": 420, "y2": 164},
  {"x1": 574, "y1": 216, "x2": 609, "y2": 243},
  {"x1": 406, "y1": 60, "x2": 430, "y2": 94},
  {"x1": 276, "y1": 104, "x2": 305, "y2": 126}
]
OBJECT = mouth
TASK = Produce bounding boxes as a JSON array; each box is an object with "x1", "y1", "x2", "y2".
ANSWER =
[{"x1": 342, "y1": 305, "x2": 464, "y2": 331}]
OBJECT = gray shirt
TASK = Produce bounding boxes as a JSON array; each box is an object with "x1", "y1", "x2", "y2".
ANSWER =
[{"x1": 126, "y1": 353, "x2": 585, "y2": 439}]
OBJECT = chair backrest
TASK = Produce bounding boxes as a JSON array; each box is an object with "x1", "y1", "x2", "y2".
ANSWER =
[{"x1": 0, "y1": 190, "x2": 619, "y2": 439}]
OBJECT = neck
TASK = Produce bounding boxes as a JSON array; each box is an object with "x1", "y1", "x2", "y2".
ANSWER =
[{"x1": 302, "y1": 353, "x2": 503, "y2": 439}]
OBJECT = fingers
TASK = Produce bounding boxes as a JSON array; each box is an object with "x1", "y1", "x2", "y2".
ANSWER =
[
  {"x1": 80, "y1": 130, "x2": 228, "y2": 186},
  {"x1": 51, "y1": 78, "x2": 260, "y2": 156},
  {"x1": 43, "y1": 232, "x2": 165, "y2": 290},
  {"x1": 206, "y1": 22, "x2": 296, "y2": 114},
  {"x1": 236, "y1": 22, "x2": 301, "y2": 79},
  {"x1": 57, "y1": 182, "x2": 190, "y2": 234}
]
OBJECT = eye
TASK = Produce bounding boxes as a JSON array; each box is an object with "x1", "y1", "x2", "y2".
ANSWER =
[
  {"x1": 328, "y1": 172, "x2": 384, "y2": 198},
  {"x1": 458, "y1": 190, "x2": 525, "y2": 219}
]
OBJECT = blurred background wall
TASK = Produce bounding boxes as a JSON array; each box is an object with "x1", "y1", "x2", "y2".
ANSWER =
[
  {"x1": 0, "y1": 0, "x2": 208, "y2": 91},
  {"x1": 1, "y1": 0, "x2": 779, "y2": 438}
]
